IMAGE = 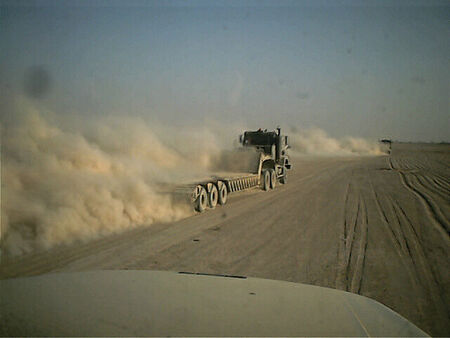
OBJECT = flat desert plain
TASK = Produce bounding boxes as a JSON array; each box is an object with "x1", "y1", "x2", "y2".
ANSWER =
[{"x1": 1, "y1": 143, "x2": 449, "y2": 336}]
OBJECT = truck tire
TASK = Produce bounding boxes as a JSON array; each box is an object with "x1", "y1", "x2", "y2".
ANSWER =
[
  {"x1": 217, "y1": 182, "x2": 228, "y2": 205},
  {"x1": 262, "y1": 169, "x2": 270, "y2": 191},
  {"x1": 269, "y1": 169, "x2": 276, "y2": 189},
  {"x1": 280, "y1": 173, "x2": 287, "y2": 184},
  {"x1": 208, "y1": 184, "x2": 218, "y2": 209},
  {"x1": 195, "y1": 186, "x2": 207, "y2": 212}
]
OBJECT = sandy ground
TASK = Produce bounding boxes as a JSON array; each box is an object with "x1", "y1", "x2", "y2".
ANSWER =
[{"x1": 1, "y1": 143, "x2": 449, "y2": 336}]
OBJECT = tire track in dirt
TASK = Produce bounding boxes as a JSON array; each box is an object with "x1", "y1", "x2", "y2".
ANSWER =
[
  {"x1": 433, "y1": 174, "x2": 450, "y2": 189},
  {"x1": 388, "y1": 157, "x2": 396, "y2": 170},
  {"x1": 420, "y1": 175, "x2": 450, "y2": 200},
  {"x1": 390, "y1": 199, "x2": 449, "y2": 324},
  {"x1": 399, "y1": 171, "x2": 450, "y2": 238},
  {"x1": 335, "y1": 182, "x2": 351, "y2": 291},
  {"x1": 388, "y1": 149, "x2": 449, "y2": 239},
  {"x1": 389, "y1": 153, "x2": 449, "y2": 239},
  {"x1": 371, "y1": 189, "x2": 402, "y2": 251},
  {"x1": 335, "y1": 178, "x2": 368, "y2": 294},
  {"x1": 349, "y1": 196, "x2": 368, "y2": 294},
  {"x1": 382, "y1": 144, "x2": 450, "y2": 334},
  {"x1": 431, "y1": 176, "x2": 450, "y2": 195},
  {"x1": 414, "y1": 174, "x2": 449, "y2": 203},
  {"x1": 368, "y1": 174, "x2": 450, "y2": 327},
  {"x1": 368, "y1": 181, "x2": 421, "y2": 290}
]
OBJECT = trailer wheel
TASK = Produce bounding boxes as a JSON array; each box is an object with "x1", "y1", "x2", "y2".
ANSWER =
[
  {"x1": 195, "y1": 186, "x2": 207, "y2": 212},
  {"x1": 262, "y1": 170, "x2": 270, "y2": 191},
  {"x1": 208, "y1": 184, "x2": 218, "y2": 209},
  {"x1": 217, "y1": 182, "x2": 228, "y2": 205},
  {"x1": 269, "y1": 169, "x2": 276, "y2": 189},
  {"x1": 280, "y1": 173, "x2": 287, "y2": 184}
]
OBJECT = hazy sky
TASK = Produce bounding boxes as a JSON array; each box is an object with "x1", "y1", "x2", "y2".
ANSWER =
[{"x1": 1, "y1": 0, "x2": 449, "y2": 141}]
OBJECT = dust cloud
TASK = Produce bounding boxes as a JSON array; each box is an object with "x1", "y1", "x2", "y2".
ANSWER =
[
  {"x1": 0, "y1": 98, "x2": 241, "y2": 257},
  {"x1": 289, "y1": 128, "x2": 384, "y2": 156},
  {"x1": 210, "y1": 148, "x2": 261, "y2": 173},
  {"x1": 1, "y1": 98, "x2": 383, "y2": 257}
]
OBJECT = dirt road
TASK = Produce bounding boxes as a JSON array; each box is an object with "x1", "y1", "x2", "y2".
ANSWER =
[{"x1": 1, "y1": 143, "x2": 449, "y2": 335}]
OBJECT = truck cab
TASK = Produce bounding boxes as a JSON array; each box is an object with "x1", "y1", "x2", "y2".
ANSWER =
[{"x1": 240, "y1": 127, "x2": 292, "y2": 187}]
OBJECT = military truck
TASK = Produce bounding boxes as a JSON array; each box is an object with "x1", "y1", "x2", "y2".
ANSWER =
[
  {"x1": 184, "y1": 127, "x2": 292, "y2": 212},
  {"x1": 379, "y1": 138, "x2": 393, "y2": 154}
]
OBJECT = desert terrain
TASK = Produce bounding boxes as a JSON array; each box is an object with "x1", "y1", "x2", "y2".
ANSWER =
[{"x1": 1, "y1": 143, "x2": 449, "y2": 336}]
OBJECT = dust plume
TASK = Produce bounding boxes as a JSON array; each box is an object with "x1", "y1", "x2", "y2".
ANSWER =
[
  {"x1": 0, "y1": 98, "x2": 240, "y2": 257},
  {"x1": 1, "y1": 100, "x2": 384, "y2": 258},
  {"x1": 210, "y1": 148, "x2": 261, "y2": 173},
  {"x1": 289, "y1": 128, "x2": 384, "y2": 156}
]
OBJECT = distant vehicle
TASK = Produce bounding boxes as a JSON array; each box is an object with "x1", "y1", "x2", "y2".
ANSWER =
[
  {"x1": 185, "y1": 127, "x2": 292, "y2": 212},
  {"x1": 380, "y1": 138, "x2": 392, "y2": 145},
  {"x1": 0, "y1": 270, "x2": 428, "y2": 336},
  {"x1": 379, "y1": 138, "x2": 393, "y2": 154}
]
